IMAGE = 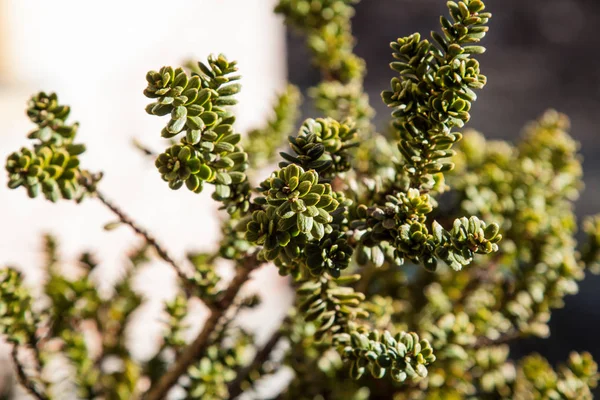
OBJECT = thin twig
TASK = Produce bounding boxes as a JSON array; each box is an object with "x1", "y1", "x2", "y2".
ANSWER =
[
  {"x1": 212, "y1": 297, "x2": 246, "y2": 342},
  {"x1": 31, "y1": 343, "x2": 45, "y2": 378},
  {"x1": 455, "y1": 258, "x2": 501, "y2": 308},
  {"x1": 132, "y1": 139, "x2": 158, "y2": 157},
  {"x1": 90, "y1": 187, "x2": 194, "y2": 297},
  {"x1": 144, "y1": 254, "x2": 262, "y2": 400},
  {"x1": 227, "y1": 328, "x2": 285, "y2": 399},
  {"x1": 354, "y1": 263, "x2": 378, "y2": 294},
  {"x1": 472, "y1": 330, "x2": 521, "y2": 349},
  {"x1": 11, "y1": 346, "x2": 49, "y2": 400}
]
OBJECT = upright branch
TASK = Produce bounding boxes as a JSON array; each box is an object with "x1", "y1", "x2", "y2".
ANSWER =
[
  {"x1": 144, "y1": 254, "x2": 262, "y2": 400},
  {"x1": 382, "y1": 0, "x2": 490, "y2": 192},
  {"x1": 141, "y1": 54, "x2": 268, "y2": 398}
]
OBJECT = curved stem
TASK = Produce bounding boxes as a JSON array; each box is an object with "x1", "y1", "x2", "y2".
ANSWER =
[
  {"x1": 228, "y1": 327, "x2": 285, "y2": 399},
  {"x1": 472, "y1": 330, "x2": 521, "y2": 349},
  {"x1": 91, "y1": 187, "x2": 194, "y2": 297},
  {"x1": 11, "y1": 346, "x2": 49, "y2": 400}
]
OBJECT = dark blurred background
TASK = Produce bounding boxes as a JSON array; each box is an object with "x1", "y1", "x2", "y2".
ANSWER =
[{"x1": 286, "y1": 0, "x2": 600, "y2": 369}]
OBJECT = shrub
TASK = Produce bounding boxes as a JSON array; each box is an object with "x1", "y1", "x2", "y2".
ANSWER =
[{"x1": 2, "y1": 1, "x2": 599, "y2": 399}]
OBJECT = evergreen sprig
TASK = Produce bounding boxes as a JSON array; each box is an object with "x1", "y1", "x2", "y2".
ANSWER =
[
  {"x1": 310, "y1": 81, "x2": 374, "y2": 132},
  {"x1": 245, "y1": 84, "x2": 302, "y2": 167},
  {"x1": 276, "y1": 0, "x2": 364, "y2": 82},
  {"x1": 296, "y1": 274, "x2": 436, "y2": 384},
  {"x1": 275, "y1": 0, "x2": 358, "y2": 30},
  {"x1": 184, "y1": 328, "x2": 253, "y2": 399},
  {"x1": 187, "y1": 252, "x2": 222, "y2": 301},
  {"x1": 336, "y1": 330, "x2": 435, "y2": 382},
  {"x1": 0, "y1": 268, "x2": 39, "y2": 346},
  {"x1": 513, "y1": 352, "x2": 598, "y2": 399},
  {"x1": 247, "y1": 164, "x2": 340, "y2": 264},
  {"x1": 382, "y1": 0, "x2": 490, "y2": 192},
  {"x1": 280, "y1": 117, "x2": 359, "y2": 178},
  {"x1": 5, "y1": 92, "x2": 90, "y2": 202},
  {"x1": 145, "y1": 55, "x2": 249, "y2": 204}
]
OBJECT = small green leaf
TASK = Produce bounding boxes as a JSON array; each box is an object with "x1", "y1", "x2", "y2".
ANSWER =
[
  {"x1": 186, "y1": 175, "x2": 201, "y2": 192},
  {"x1": 200, "y1": 111, "x2": 218, "y2": 126},
  {"x1": 103, "y1": 221, "x2": 122, "y2": 231},
  {"x1": 298, "y1": 213, "x2": 313, "y2": 233},
  {"x1": 198, "y1": 164, "x2": 213, "y2": 181},
  {"x1": 215, "y1": 184, "x2": 231, "y2": 198},
  {"x1": 186, "y1": 130, "x2": 201, "y2": 144}
]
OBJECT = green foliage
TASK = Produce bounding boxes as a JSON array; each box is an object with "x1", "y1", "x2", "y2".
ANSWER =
[
  {"x1": 183, "y1": 328, "x2": 252, "y2": 399},
  {"x1": 382, "y1": 0, "x2": 490, "y2": 191},
  {"x1": 308, "y1": 20, "x2": 364, "y2": 83},
  {"x1": 310, "y1": 81, "x2": 374, "y2": 132},
  {"x1": 305, "y1": 230, "x2": 353, "y2": 277},
  {"x1": 2, "y1": 1, "x2": 600, "y2": 399},
  {"x1": 144, "y1": 56, "x2": 240, "y2": 138},
  {"x1": 337, "y1": 330, "x2": 435, "y2": 382},
  {"x1": 280, "y1": 117, "x2": 359, "y2": 177},
  {"x1": 446, "y1": 111, "x2": 589, "y2": 339},
  {"x1": 293, "y1": 273, "x2": 436, "y2": 385},
  {"x1": 246, "y1": 163, "x2": 342, "y2": 269},
  {"x1": 276, "y1": 0, "x2": 363, "y2": 83},
  {"x1": 163, "y1": 294, "x2": 189, "y2": 349},
  {"x1": 0, "y1": 268, "x2": 38, "y2": 345},
  {"x1": 357, "y1": 189, "x2": 501, "y2": 272},
  {"x1": 0, "y1": 238, "x2": 148, "y2": 399},
  {"x1": 372, "y1": 109, "x2": 599, "y2": 400},
  {"x1": 296, "y1": 274, "x2": 367, "y2": 341},
  {"x1": 5, "y1": 92, "x2": 91, "y2": 202},
  {"x1": 245, "y1": 84, "x2": 302, "y2": 167},
  {"x1": 256, "y1": 164, "x2": 338, "y2": 232},
  {"x1": 145, "y1": 55, "x2": 250, "y2": 211},
  {"x1": 275, "y1": 0, "x2": 358, "y2": 30},
  {"x1": 513, "y1": 352, "x2": 598, "y2": 399},
  {"x1": 26, "y1": 92, "x2": 79, "y2": 146},
  {"x1": 582, "y1": 215, "x2": 600, "y2": 272},
  {"x1": 187, "y1": 252, "x2": 222, "y2": 301}
]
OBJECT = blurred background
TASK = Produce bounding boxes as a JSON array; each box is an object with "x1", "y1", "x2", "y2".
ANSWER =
[
  {"x1": 287, "y1": 0, "x2": 600, "y2": 378},
  {"x1": 1, "y1": 0, "x2": 599, "y2": 397}
]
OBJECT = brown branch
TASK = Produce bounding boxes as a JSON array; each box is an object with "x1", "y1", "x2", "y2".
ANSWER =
[
  {"x1": 354, "y1": 263, "x2": 378, "y2": 294},
  {"x1": 143, "y1": 253, "x2": 262, "y2": 400},
  {"x1": 455, "y1": 258, "x2": 501, "y2": 308},
  {"x1": 31, "y1": 343, "x2": 45, "y2": 378},
  {"x1": 89, "y1": 187, "x2": 194, "y2": 297},
  {"x1": 227, "y1": 328, "x2": 285, "y2": 399},
  {"x1": 132, "y1": 138, "x2": 158, "y2": 157},
  {"x1": 11, "y1": 346, "x2": 49, "y2": 400},
  {"x1": 472, "y1": 330, "x2": 521, "y2": 349}
]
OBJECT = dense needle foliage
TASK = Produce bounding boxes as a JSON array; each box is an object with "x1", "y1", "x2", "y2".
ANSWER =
[{"x1": 2, "y1": 1, "x2": 600, "y2": 399}]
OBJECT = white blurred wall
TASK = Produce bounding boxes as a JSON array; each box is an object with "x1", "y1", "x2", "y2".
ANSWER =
[{"x1": 0, "y1": 0, "x2": 292, "y2": 373}]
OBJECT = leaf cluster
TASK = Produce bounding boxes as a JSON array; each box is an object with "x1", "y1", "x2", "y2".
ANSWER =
[{"x1": 5, "y1": 92, "x2": 92, "y2": 201}]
